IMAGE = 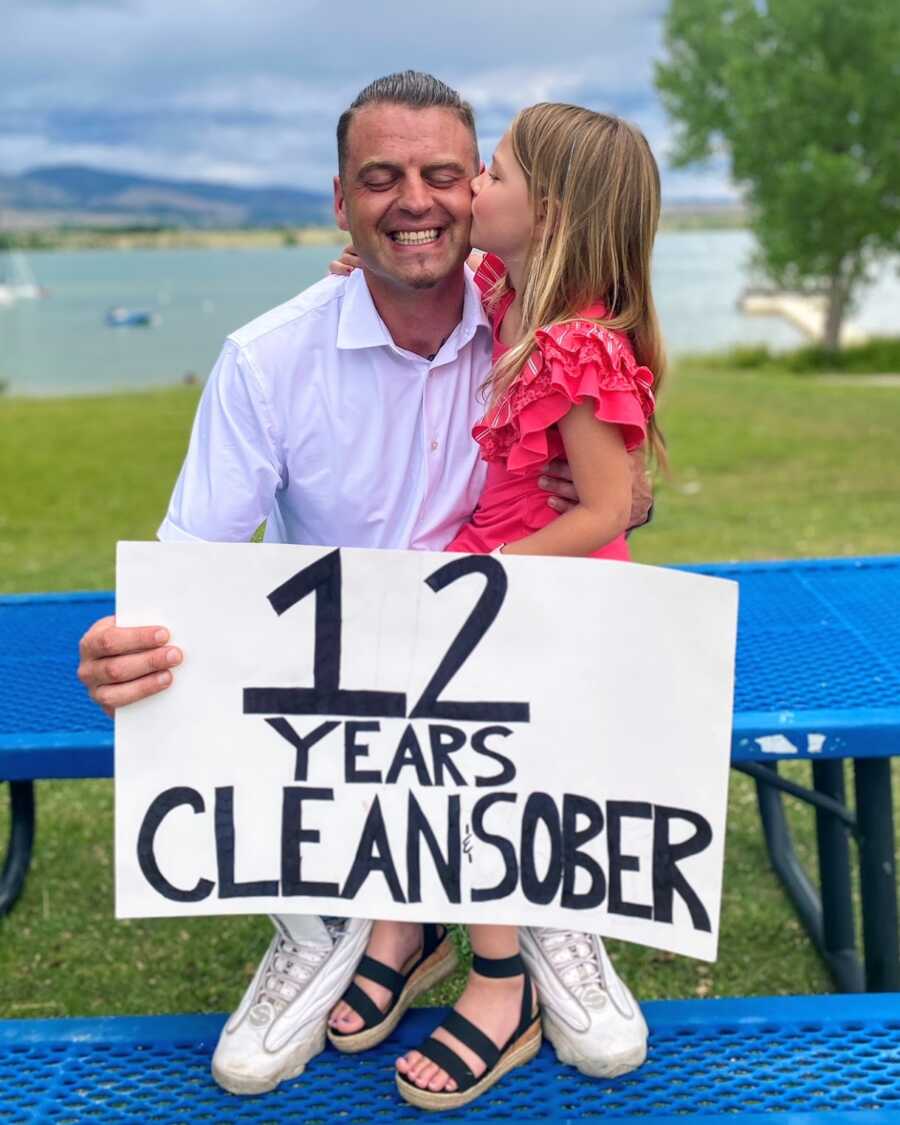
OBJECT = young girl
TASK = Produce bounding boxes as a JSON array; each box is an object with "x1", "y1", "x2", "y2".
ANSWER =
[{"x1": 328, "y1": 103, "x2": 664, "y2": 1110}]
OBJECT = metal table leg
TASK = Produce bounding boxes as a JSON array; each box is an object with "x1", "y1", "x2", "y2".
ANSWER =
[
  {"x1": 854, "y1": 758, "x2": 900, "y2": 991},
  {"x1": 0, "y1": 781, "x2": 35, "y2": 916},
  {"x1": 748, "y1": 761, "x2": 865, "y2": 992},
  {"x1": 754, "y1": 763, "x2": 823, "y2": 940},
  {"x1": 813, "y1": 760, "x2": 861, "y2": 991}
]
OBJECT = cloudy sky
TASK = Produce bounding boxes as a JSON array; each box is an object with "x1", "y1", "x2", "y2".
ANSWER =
[{"x1": 2, "y1": 0, "x2": 736, "y2": 202}]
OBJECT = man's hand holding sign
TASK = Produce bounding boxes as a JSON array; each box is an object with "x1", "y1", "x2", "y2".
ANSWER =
[{"x1": 116, "y1": 542, "x2": 737, "y2": 964}]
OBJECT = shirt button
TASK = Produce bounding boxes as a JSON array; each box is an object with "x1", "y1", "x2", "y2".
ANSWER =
[{"x1": 431, "y1": 440, "x2": 439, "y2": 451}]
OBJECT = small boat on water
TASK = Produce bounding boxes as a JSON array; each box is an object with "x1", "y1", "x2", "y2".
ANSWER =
[
  {"x1": 105, "y1": 306, "x2": 159, "y2": 328},
  {"x1": 0, "y1": 251, "x2": 47, "y2": 305}
]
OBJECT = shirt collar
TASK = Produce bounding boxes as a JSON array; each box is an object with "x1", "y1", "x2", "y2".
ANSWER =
[
  {"x1": 336, "y1": 264, "x2": 490, "y2": 358},
  {"x1": 456, "y1": 263, "x2": 492, "y2": 347}
]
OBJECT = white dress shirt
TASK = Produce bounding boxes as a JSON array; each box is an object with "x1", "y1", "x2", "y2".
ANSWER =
[{"x1": 158, "y1": 267, "x2": 492, "y2": 550}]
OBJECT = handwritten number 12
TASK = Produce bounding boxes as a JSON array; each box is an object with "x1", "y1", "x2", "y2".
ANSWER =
[{"x1": 243, "y1": 550, "x2": 530, "y2": 723}]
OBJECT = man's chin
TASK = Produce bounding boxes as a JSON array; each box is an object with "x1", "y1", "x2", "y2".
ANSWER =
[
  {"x1": 362, "y1": 245, "x2": 467, "y2": 292},
  {"x1": 407, "y1": 273, "x2": 442, "y2": 290},
  {"x1": 385, "y1": 263, "x2": 458, "y2": 291}
]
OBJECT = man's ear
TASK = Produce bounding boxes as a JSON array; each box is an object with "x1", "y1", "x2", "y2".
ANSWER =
[{"x1": 333, "y1": 175, "x2": 350, "y2": 232}]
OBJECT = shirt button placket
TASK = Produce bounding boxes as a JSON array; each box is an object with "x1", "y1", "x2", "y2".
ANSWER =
[{"x1": 416, "y1": 371, "x2": 438, "y2": 540}]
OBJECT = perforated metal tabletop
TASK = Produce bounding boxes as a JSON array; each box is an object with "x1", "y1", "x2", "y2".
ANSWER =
[
  {"x1": 2, "y1": 995, "x2": 899, "y2": 1122},
  {"x1": 0, "y1": 592, "x2": 114, "y2": 778}
]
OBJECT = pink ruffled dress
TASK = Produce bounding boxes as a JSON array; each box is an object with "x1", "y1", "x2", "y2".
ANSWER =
[{"x1": 447, "y1": 254, "x2": 656, "y2": 559}]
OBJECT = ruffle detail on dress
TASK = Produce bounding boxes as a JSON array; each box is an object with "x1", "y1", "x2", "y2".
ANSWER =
[{"x1": 473, "y1": 319, "x2": 655, "y2": 471}]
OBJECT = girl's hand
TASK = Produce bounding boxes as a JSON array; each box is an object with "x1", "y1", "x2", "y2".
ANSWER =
[
  {"x1": 540, "y1": 452, "x2": 653, "y2": 530},
  {"x1": 328, "y1": 245, "x2": 361, "y2": 276}
]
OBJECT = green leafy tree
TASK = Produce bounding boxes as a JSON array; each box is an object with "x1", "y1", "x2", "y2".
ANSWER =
[{"x1": 656, "y1": 0, "x2": 900, "y2": 351}]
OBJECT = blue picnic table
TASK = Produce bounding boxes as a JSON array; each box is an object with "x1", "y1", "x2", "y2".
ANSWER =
[
  {"x1": 2, "y1": 555, "x2": 899, "y2": 991},
  {"x1": 3, "y1": 995, "x2": 899, "y2": 1122},
  {"x1": 1, "y1": 554, "x2": 899, "y2": 1121}
]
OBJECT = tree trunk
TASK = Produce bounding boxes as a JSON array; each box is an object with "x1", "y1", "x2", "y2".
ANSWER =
[{"x1": 823, "y1": 272, "x2": 850, "y2": 353}]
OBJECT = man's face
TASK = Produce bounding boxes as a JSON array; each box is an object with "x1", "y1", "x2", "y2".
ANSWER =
[{"x1": 334, "y1": 104, "x2": 477, "y2": 291}]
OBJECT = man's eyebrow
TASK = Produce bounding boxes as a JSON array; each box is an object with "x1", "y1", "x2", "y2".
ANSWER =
[
  {"x1": 421, "y1": 161, "x2": 469, "y2": 175},
  {"x1": 356, "y1": 159, "x2": 470, "y2": 179},
  {"x1": 356, "y1": 161, "x2": 402, "y2": 179}
]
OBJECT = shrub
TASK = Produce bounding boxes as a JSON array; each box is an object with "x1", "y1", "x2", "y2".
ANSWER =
[
  {"x1": 784, "y1": 337, "x2": 900, "y2": 374},
  {"x1": 680, "y1": 337, "x2": 900, "y2": 376}
]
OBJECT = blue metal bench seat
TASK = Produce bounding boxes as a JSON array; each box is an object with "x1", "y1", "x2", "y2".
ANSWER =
[
  {"x1": 2, "y1": 556, "x2": 899, "y2": 991},
  {"x1": 2, "y1": 995, "x2": 898, "y2": 1121}
]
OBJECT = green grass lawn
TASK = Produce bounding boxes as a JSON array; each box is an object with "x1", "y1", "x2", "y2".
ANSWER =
[{"x1": 1, "y1": 363, "x2": 898, "y2": 1018}]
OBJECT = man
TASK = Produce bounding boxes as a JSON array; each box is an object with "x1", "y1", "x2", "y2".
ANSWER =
[{"x1": 78, "y1": 71, "x2": 650, "y2": 1095}]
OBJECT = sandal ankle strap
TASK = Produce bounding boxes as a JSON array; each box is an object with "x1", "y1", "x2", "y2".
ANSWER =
[
  {"x1": 472, "y1": 952, "x2": 526, "y2": 978},
  {"x1": 473, "y1": 952, "x2": 537, "y2": 1032}
]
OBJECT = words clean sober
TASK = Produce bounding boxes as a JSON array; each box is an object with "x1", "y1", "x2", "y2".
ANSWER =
[{"x1": 135, "y1": 719, "x2": 714, "y2": 933}]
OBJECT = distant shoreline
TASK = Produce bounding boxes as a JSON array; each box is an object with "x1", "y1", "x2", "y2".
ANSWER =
[
  {"x1": 2, "y1": 226, "x2": 350, "y2": 252},
  {"x1": 3, "y1": 209, "x2": 747, "y2": 252}
]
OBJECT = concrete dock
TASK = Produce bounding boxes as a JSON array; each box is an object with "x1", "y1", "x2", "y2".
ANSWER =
[{"x1": 739, "y1": 289, "x2": 868, "y2": 346}]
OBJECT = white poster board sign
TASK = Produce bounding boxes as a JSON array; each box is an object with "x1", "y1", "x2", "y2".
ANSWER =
[{"x1": 115, "y1": 542, "x2": 738, "y2": 961}]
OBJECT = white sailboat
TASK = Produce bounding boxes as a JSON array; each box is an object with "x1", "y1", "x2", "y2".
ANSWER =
[{"x1": 0, "y1": 251, "x2": 44, "y2": 305}]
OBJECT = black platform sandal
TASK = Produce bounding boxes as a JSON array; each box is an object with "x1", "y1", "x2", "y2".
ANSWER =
[
  {"x1": 327, "y1": 924, "x2": 458, "y2": 1054},
  {"x1": 396, "y1": 951, "x2": 542, "y2": 1110}
]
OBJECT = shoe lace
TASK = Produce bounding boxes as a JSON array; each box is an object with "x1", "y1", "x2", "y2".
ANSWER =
[
  {"x1": 254, "y1": 920, "x2": 344, "y2": 1015},
  {"x1": 534, "y1": 928, "x2": 607, "y2": 1003}
]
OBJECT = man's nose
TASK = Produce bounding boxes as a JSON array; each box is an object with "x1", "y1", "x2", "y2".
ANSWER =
[{"x1": 397, "y1": 173, "x2": 432, "y2": 214}]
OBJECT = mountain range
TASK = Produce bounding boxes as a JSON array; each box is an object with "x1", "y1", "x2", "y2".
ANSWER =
[
  {"x1": 0, "y1": 165, "x2": 335, "y2": 229},
  {"x1": 0, "y1": 164, "x2": 743, "y2": 235}
]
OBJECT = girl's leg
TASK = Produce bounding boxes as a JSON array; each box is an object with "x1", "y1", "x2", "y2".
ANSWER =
[
  {"x1": 328, "y1": 920, "x2": 423, "y2": 1031},
  {"x1": 396, "y1": 924, "x2": 534, "y2": 1093}
]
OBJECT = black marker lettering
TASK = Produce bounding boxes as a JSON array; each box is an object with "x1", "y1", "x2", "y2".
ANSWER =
[
  {"x1": 137, "y1": 787, "x2": 214, "y2": 903},
  {"x1": 471, "y1": 725, "x2": 517, "y2": 787},
  {"x1": 409, "y1": 555, "x2": 530, "y2": 723},
  {"x1": 520, "y1": 792, "x2": 562, "y2": 905},
  {"x1": 342, "y1": 797, "x2": 406, "y2": 903},
  {"x1": 607, "y1": 801, "x2": 653, "y2": 920},
  {"x1": 471, "y1": 793, "x2": 519, "y2": 902},
  {"x1": 406, "y1": 793, "x2": 461, "y2": 903},
  {"x1": 385, "y1": 724, "x2": 432, "y2": 786},
  {"x1": 344, "y1": 721, "x2": 383, "y2": 783},
  {"x1": 265, "y1": 717, "x2": 340, "y2": 781},
  {"x1": 215, "y1": 786, "x2": 279, "y2": 898},
  {"x1": 652, "y1": 805, "x2": 712, "y2": 932},
  {"x1": 561, "y1": 793, "x2": 606, "y2": 910},
  {"x1": 428, "y1": 725, "x2": 468, "y2": 786},
  {"x1": 281, "y1": 787, "x2": 340, "y2": 898},
  {"x1": 244, "y1": 550, "x2": 406, "y2": 717}
]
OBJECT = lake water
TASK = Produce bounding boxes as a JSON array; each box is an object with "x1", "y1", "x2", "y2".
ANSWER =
[{"x1": 2, "y1": 232, "x2": 898, "y2": 396}]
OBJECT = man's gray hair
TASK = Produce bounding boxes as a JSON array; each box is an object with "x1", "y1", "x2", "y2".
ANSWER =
[{"x1": 337, "y1": 70, "x2": 478, "y2": 178}]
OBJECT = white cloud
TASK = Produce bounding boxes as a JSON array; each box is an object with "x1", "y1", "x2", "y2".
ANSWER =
[{"x1": 0, "y1": 0, "x2": 735, "y2": 201}]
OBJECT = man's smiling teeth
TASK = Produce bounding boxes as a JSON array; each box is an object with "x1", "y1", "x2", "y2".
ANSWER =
[{"x1": 391, "y1": 229, "x2": 440, "y2": 245}]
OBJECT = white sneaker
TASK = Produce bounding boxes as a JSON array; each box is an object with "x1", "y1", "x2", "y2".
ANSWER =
[
  {"x1": 211, "y1": 915, "x2": 372, "y2": 1095},
  {"x1": 519, "y1": 927, "x2": 648, "y2": 1078}
]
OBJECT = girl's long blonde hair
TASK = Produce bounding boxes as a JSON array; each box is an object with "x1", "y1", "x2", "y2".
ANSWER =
[{"x1": 486, "y1": 103, "x2": 667, "y2": 466}]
